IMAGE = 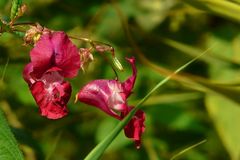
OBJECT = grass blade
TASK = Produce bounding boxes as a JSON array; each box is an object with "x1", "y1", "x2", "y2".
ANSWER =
[{"x1": 170, "y1": 139, "x2": 207, "y2": 160}]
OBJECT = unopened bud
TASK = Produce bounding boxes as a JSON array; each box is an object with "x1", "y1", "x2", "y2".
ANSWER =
[{"x1": 113, "y1": 56, "x2": 123, "y2": 71}]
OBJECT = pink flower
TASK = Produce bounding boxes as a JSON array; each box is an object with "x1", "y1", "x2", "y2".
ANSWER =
[
  {"x1": 78, "y1": 57, "x2": 145, "y2": 148},
  {"x1": 23, "y1": 32, "x2": 80, "y2": 119}
]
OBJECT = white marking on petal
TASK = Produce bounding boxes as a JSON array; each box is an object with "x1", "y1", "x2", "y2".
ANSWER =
[
  {"x1": 40, "y1": 71, "x2": 64, "y2": 98},
  {"x1": 107, "y1": 82, "x2": 125, "y2": 111}
]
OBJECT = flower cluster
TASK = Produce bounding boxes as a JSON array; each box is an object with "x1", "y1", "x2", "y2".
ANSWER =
[{"x1": 23, "y1": 29, "x2": 145, "y2": 148}]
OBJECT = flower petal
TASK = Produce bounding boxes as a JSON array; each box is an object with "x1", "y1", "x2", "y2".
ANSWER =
[
  {"x1": 30, "y1": 33, "x2": 54, "y2": 78},
  {"x1": 78, "y1": 79, "x2": 128, "y2": 119},
  {"x1": 30, "y1": 78, "x2": 71, "y2": 119},
  {"x1": 30, "y1": 31, "x2": 80, "y2": 78},
  {"x1": 23, "y1": 63, "x2": 35, "y2": 86},
  {"x1": 51, "y1": 31, "x2": 81, "y2": 78},
  {"x1": 78, "y1": 57, "x2": 137, "y2": 119},
  {"x1": 122, "y1": 107, "x2": 145, "y2": 149},
  {"x1": 121, "y1": 57, "x2": 137, "y2": 97}
]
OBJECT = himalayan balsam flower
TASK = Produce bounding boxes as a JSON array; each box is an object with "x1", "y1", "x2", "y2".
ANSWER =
[
  {"x1": 78, "y1": 57, "x2": 145, "y2": 148},
  {"x1": 23, "y1": 31, "x2": 81, "y2": 119}
]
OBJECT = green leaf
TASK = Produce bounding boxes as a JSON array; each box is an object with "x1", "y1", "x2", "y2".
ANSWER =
[
  {"x1": 10, "y1": 0, "x2": 22, "y2": 20},
  {"x1": 204, "y1": 25, "x2": 240, "y2": 160},
  {"x1": 0, "y1": 109, "x2": 24, "y2": 160},
  {"x1": 182, "y1": 0, "x2": 240, "y2": 23},
  {"x1": 205, "y1": 94, "x2": 240, "y2": 160},
  {"x1": 83, "y1": 44, "x2": 209, "y2": 160}
]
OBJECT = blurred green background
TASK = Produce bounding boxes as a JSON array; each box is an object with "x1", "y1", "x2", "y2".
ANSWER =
[{"x1": 1, "y1": 0, "x2": 240, "y2": 159}]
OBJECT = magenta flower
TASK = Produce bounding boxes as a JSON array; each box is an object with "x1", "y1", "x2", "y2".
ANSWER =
[
  {"x1": 23, "y1": 31, "x2": 80, "y2": 119},
  {"x1": 78, "y1": 57, "x2": 145, "y2": 148}
]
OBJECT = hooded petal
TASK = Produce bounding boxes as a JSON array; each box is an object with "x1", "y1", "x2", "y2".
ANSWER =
[
  {"x1": 30, "y1": 31, "x2": 80, "y2": 78},
  {"x1": 121, "y1": 57, "x2": 137, "y2": 97},
  {"x1": 78, "y1": 57, "x2": 137, "y2": 119},
  {"x1": 78, "y1": 80, "x2": 127, "y2": 119},
  {"x1": 77, "y1": 56, "x2": 145, "y2": 148},
  {"x1": 30, "y1": 72, "x2": 71, "y2": 119},
  {"x1": 122, "y1": 107, "x2": 145, "y2": 149}
]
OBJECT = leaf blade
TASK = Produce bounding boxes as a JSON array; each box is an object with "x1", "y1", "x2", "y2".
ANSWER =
[
  {"x1": 0, "y1": 109, "x2": 24, "y2": 160},
  {"x1": 10, "y1": 0, "x2": 22, "y2": 20}
]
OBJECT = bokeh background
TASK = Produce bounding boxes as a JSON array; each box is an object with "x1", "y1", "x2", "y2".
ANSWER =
[{"x1": 1, "y1": 0, "x2": 240, "y2": 159}]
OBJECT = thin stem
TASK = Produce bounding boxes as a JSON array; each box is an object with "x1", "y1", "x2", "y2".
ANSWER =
[
  {"x1": 170, "y1": 139, "x2": 207, "y2": 160},
  {"x1": 69, "y1": 36, "x2": 115, "y2": 54},
  {"x1": 1, "y1": 57, "x2": 9, "y2": 82},
  {"x1": 69, "y1": 35, "x2": 123, "y2": 72},
  {"x1": 12, "y1": 22, "x2": 36, "y2": 26}
]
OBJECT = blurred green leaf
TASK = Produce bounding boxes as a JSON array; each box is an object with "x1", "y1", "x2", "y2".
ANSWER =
[
  {"x1": 0, "y1": 0, "x2": 8, "y2": 11},
  {"x1": 205, "y1": 95, "x2": 240, "y2": 160},
  {"x1": 6, "y1": 64, "x2": 35, "y2": 105},
  {"x1": 182, "y1": 0, "x2": 240, "y2": 22},
  {"x1": 0, "y1": 109, "x2": 24, "y2": 160},
  {"x1": 160, "y1": 37, "x2": 240, "y2": 67},
  {"x1": 96, "y1": 118, "x2": 130, "y2": 152},
  {"x1": 133, "y1": 0, "x2": 176, "y2": 31},
  {"x1": 132, "y1": 92, "x2": 202, "y2": 106},
  {"x1": 10, "y1": 0, "x2": 22, "y2": 20},
  {"x1": 204, "y1": 24, "x2": 240, "y2": 160}
]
